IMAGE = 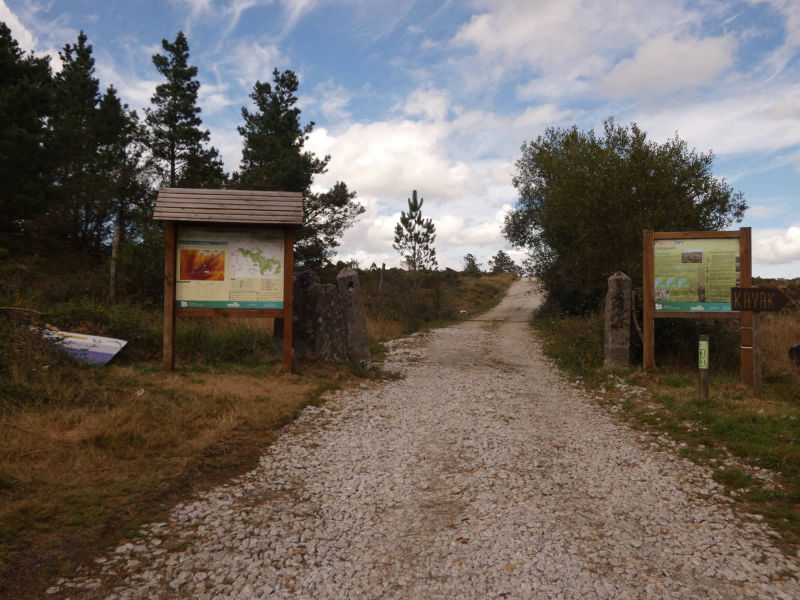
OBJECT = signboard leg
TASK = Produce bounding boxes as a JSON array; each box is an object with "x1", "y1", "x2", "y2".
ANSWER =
[
  {"x1": 163, "y1": 222, "x2": 177, "y2": 372},
  {"x1": 739, "y1": 227, "x2": 753, "y2": 386},
  {"x1": 281, "y1": 228, "x2": 294, "y2": 373},
  {"x1": 698, "y1": 335, "x2": 709, "y2": 401},
  {"x1": 753, "y1": 313, "x2": 762, "y2": 395},
  {"x1": 642, "y1": 230, "x2": 655, "y2": 369}
]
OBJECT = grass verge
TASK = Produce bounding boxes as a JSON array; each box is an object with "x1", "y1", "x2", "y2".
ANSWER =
[
  {"x1": 0, "y1": 354, "x2": 358, "y2": 599},
  {"x1": 531, "y1": 306, "x2": 800, "y2": 551}
]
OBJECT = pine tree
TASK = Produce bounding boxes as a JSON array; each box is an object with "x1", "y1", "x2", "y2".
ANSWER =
[
  {"x1": 234, "y1": 69, "x2": 363, "y2": 269},
  {"x1": 462, "y1": 253, "x2": 481, "y2": 276},
  {"x1": 0, "y1": 22, "x2": 53, "y2": 237},
  {"x1": 47, "y1": 31, "x2": 110, "y2": 250},
  {"x1": 393, "y1": 190, "x2": 437, "y2": 285},
  {"x1": 488, "y1": 249, "x2": 518, "y2": 274},
  {"x1": 146, "y1": 31, "x2": 224, "y2": 188}
]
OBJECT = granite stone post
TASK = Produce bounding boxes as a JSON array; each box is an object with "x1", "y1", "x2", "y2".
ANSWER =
[
  {"x1": 310, "y1": 283, "x2": 348, "y2": 363},
  {"x1": 336, "y1": 267, "x2": 371, "y2": 366},
  {"x1": 604, "y1": 271, "x2": 631, "y2": 368}
]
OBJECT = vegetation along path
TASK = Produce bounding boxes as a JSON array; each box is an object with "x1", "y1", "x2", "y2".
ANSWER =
[{"x1": 53, "y1": 279, "x2": 800, "y2": 599}]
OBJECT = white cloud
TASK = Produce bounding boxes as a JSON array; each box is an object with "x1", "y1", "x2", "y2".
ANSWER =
[
  {"x1": 403, "y1": 87, "x2": 450, "y2": 121},
  {"x1": 452, "y1": 0, "x2": 696, "y2": 93},
  {"x1": 602, "y1": 33, "x2": 735, "y2": 98},
  {"x1": 220, "y1": 39, "x2": 285, "y2": 87},
  {"x1": 0, "y1": 0, "x2": 36, "y2": 52},
  {"x1": 635, "y1": 82, "x2": 800, "y2": 155},
  {"x1": 307, "y1": 120, "x2": 485, "y2": 201},
  {"x1": 306, "y1": 79, "x2": 353, "y2": 122},
  {"x1": 755, "y1": 225, "x2": 800, "y2": 264}
]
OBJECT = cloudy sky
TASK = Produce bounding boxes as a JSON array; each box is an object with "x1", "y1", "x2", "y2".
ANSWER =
[{"x1": 3, "y1": 0, "x2": 800, "y2": 276}]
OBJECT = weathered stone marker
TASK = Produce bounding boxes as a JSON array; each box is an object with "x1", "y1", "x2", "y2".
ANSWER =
[
  {"x1": 604, "y1": 271, "x2": 631, "y2": 368},
  {"x1": 311, "y1": 282, "x2": 348, "y2": 363},
  {"x1": 337, "y1": 267, "x2": 371, "y2": 366},
  {"x1": 275, "y1": 267, "x2": 370, "y2": 366}
]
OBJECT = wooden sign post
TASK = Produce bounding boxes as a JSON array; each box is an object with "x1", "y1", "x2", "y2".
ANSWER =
[
  {"x1": 643, "y1": 228, "x2": 756, "y2": 387},
  {"x1": 155, "y1": 188, "x2": 303, "y2": 373}
]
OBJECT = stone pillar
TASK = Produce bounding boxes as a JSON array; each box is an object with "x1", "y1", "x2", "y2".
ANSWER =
[
  {"x1": 310, "y1": 283, "x2": 348, "y2": 363},
  {"x1": 291, "y1": 271, "x2": 320, "y2": 359},
  {"x1": 604, "y1": 271, "x2": 631, "y2": 368},
  {"x1": 336, "y1": 267, "x2": 371, "y2": 366}
]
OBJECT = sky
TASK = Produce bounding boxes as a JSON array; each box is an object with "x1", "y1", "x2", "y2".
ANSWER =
[{"x1": 3, "y1": 0, "x2": 800, "y2": 277}]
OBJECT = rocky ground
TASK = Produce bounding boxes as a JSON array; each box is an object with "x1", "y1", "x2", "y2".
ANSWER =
[{"x1": 50, "y1": 279, "x2": 800, "y2": 599}]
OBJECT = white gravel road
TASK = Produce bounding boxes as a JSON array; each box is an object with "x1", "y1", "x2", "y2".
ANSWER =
[{"x1": 54, "y1": 278, "x2": 800, "y2": 599}]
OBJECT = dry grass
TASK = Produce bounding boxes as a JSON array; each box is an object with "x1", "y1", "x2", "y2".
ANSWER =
[
  {"x1": 366, "y1": 316, "x2": 404, "y2": 342},
  {"x1": 761, "y1": 308, "x2": 800, "y2": 381},
  {"x1": 0, "y1": 362, "x2": 349, "y2": 598}
]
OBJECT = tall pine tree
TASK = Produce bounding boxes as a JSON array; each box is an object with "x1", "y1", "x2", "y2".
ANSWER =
[
  {"x1": 0, "y1": 22, "x2": 52, "y2": 238},
  {"x1": 393, "y1": 190, "x2": 437, "y2": 285},
  {"x1": 145, "y1": 31, "x2": 225, "y2": 188},
  {"x1": 234, "y1": 69, "x2": 363, "y2": 269},
  {"x1": 47, "y1": 31, "x2": 113, "y2": 251}
]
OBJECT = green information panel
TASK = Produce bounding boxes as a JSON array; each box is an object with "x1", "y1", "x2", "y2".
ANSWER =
[
  {"x1": 176, "y1": 226, "x2": 284, "y2": 309},
  {"x1": 653, "y1": 238, "x2": 740, "y2": 313}
]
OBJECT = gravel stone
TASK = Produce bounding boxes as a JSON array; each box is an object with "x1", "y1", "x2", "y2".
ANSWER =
[{"x1": 50, "y1": 280, "x2": 800, "y2": 599}]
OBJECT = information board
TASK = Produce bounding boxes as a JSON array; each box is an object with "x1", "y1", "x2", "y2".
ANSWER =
[
  {"x1": 653, "y1": 237, "x2": 740, "y2": 312},
  {"x1": 176, "y1": 226, "x2": 284, "y2": 309}
]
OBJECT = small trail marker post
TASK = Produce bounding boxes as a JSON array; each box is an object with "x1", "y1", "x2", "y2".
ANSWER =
[
  {"x1": 154, "y1": 188, "x2": 303, "y2": 373},
  {"x1": 698, "y1": 335, "x2": 709, "y2": 401}
]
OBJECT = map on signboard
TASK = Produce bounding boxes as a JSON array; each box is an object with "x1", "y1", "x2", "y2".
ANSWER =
[
  {"x1": 175, "y1": 227, "x2": 285, "y2": 309},
  {"x1": 230, "y1": 240, "x2": 282, "y2": 279},
  {"x1": 653, "y1": 237, "x2": 740, "y2": 312}
]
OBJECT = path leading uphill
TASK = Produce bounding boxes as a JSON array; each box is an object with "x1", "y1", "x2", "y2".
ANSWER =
[{"x1": 55, "y1": 279, "x2": 800, "y2": 599}]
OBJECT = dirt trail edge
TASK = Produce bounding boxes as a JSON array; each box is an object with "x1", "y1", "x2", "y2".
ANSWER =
[{"x1": 55, "y1": 279, "x2": 800, "y2": 599}]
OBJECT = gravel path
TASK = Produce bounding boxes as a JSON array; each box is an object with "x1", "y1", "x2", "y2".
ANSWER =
[{"x1": 55, "y1": 279, "x2": 800, "y2": 599}]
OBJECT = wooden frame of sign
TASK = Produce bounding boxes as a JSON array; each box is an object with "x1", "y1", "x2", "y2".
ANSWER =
[
  {"x1": 643, "y1": 227, "x2": 758, "y2": 388},
  {"x1": 154, "y1": 188, "x2": 303, "y2": 373}
]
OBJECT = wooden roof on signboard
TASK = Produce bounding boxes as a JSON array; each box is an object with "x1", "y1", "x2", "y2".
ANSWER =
[{"x1": 153, "y1": 188, "x2": 303, "y2": 225}]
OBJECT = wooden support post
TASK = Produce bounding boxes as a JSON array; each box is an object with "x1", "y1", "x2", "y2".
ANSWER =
[
  {"x1": 753, "y1": 313, "x2": 762, "y2": 395},
  {"x1": 698, "y1": 335, "x2": 709, "y2": 401},
  {"x1": 281, "y1": 227, "x2": 294, "y2": 373},
  {"x1": 642, "y1": 229, "x2": 655, "y2": 369},
  {"x1": 163, "y1": 221, "x2": 177, "y2": 372},
  {"x1": 739, "y1": 227, "x2": 754, "y2": 386}
]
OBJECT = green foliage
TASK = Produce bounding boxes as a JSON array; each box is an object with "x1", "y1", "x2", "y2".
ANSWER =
[
  {"x1": 0, "y1": 22, "x2": 53, "y2": 237},
  {"x1": 146, "y1": 31, "x2": 225, "y2": 188},
  {"x1": 504, "y1": 119, "x2": 746, "y2": 314},
  {"x1": 393, "y1": 190, "x2": 437, "y2": 284},
  {"x1": 233, "y1": 69, "x2": 363, "y2": 269},
  {"x1": 462, "y1": 253, "x2": 482, "y2": 276},
  {"x1": 488, "y1": 249, "x2": 518, "y2": 274}
]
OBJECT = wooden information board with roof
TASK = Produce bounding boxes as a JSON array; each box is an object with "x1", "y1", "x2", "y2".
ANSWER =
[{"x1": 154, "y1": 188, "x2": 303, "y2": 372}]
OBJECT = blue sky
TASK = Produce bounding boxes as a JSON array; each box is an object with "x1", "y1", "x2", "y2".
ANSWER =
[{"x1": 3, "y1": 0, "x2": 800, "y2": 277}]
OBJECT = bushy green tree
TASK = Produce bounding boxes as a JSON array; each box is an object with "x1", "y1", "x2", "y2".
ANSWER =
[
  {"x1": 503, "y1": 119, "x2": 746, "y2": 313},
  {"x1": 234, "y1": 69, "x2": 363, "y2": 269},
  {"x1": 146, "y1": 31, "x2": 225, "y2": 188},
  {"x1": 462, "y1": 253, "x2": 481, "y2": 276},
  {"x1": 393, "y1": 190, "x2": 437, "y2": 285},
  {"x1": 0, "y1": 22, "x2": 53, "y2": 237},
  {"x1": 488, "y1": 249, "x2": 518, "y2": 274}
]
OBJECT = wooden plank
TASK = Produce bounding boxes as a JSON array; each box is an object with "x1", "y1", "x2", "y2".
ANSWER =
[
  {"x1": 739, "y1": 227, "x2": 753, "y2": 386},
  {"x1": 177, "y1": 308, "x2": 285, "y2": 319},
  {"x1": 282, "y1": 227, "x2": 294, "y2": 373},
  {"x1": 154, "y1": 212, "x2": 301, "y2": 223},
  {"x1": 163, "y1": 222, "x2": 177, "y2": 372},
  {"x1": 154, "y1": 188, "x2": 304, "y2": 225},
  {"x1": 753, "y1": 313, "x2": 762, "y2": 395},
  {"x1": 159, "y1": 188, "x2": 301, "y2": 198},
  {"x1": 643, "y1": 229, "x2": 655, "y2": 369},
  {"x1": 653, "y1": 230, "x2": 741, "y2": 239},
  {"x1": 654, "y1": 311, "x2": 741, "y2": 319}
]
